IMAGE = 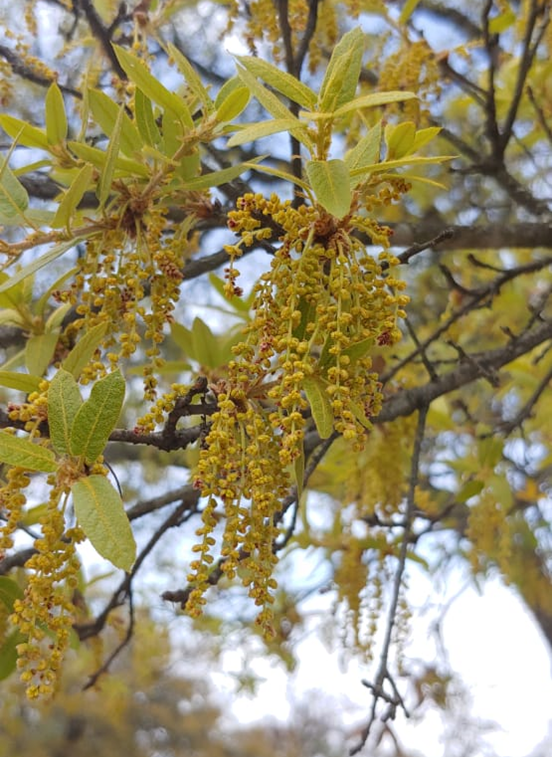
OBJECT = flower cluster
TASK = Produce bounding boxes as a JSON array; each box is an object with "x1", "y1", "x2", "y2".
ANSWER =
[
  {"x1": 10, "y1": 488, "x2": 83, "y2": 699},
  {"x1": 189, "y1": 192, "x2": 408, "y2": 631}
]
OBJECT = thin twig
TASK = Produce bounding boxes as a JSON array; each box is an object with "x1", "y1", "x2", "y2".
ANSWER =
[{"x1": 350, "y1": 406, "x2": 427, "y2": 755}]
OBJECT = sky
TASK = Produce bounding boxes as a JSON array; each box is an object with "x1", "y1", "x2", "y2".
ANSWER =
[{"x1": 223, "y1": 573, "x2": 552, "y2": 757}]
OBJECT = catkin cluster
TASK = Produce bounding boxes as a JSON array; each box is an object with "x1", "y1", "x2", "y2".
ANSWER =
[{"x1": 188, "y1": 193, "x2": 408, "y2": 633}]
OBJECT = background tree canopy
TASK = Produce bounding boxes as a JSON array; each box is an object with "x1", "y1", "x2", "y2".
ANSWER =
[{"x1": 0, "y1": 0, "x2": 551, "y2": 754}]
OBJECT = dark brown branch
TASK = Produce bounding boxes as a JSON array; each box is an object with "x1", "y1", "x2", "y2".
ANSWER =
[
  {"x1": 498, "y1": 0, "x2": 549, "y2": 156},
  {"x1": 0, "y1": 45, "x2": 81, "y2": 98},
  {"x1": 378, "y1": 319, "x2": 552, "y2": 424},
  {"x1": 74, "y1": 0, "x2": 127, "y2": 79}
]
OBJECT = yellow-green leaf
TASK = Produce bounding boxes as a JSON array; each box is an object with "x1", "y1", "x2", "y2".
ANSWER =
[
  {"x1": 332, "y1": 91, "x2": 417, "y2": 119},
  {"x1": 88, "y1": 88, "x2": 142, "y2": 156},
  {"x1": 0, "y1": 115, "x2": 49, "y2": 150},
  {"x1": 166, "y1": 42, "x2": 214, "y2": 113},
  {"x1": 113, "y1": 45, "x2": 193, "y2": 127},
  {"x1": 489, "y1": 8, "x2": 516, "y2": 33},
  {"x1": 0, "y1": 156, "x2": 29, "y2": 220},
  {"x1": 399, "y1": 0, "x2": 422, "y2": 23},
  {"x1": 303, "y1": 377, "x2": 334, "y2": 439},
  {"x1": 45, "y1": 83, "x2": 67, "y2": 144},
  {"x1": 236, "y1": 65, "x2": 312, "y2": 149},
  {"x1": 24, "y1": 332, "x2": 59, "y2": 377},
  {"x1": 236, "y1": 56, "x2": 317, "y2": 109},
  {"x1": 294, "y1": 446, "x2": 305, "y2": 500},
  {"x1": 134, "y1": 88, "x2": 161, "y2": 146},
  {"x1": 98, "y1": 105, "x2": 124, "y2": 206},
  {"x1": 349, "y1": 153, "x2": 455, "y2": 179},
  {"x1": 0, "y1": 577, "x2": 23, "y2": 611},
  {"x1": 48, "y1": 369, "x2": 83, "y2": 455},
  {"x1": 0, "y1": 432, "x2": 57, "y2": 472},
  {"x1": 0, "y1": 631, "x2": 21, "y2": 681},
  {"x1": 318, "y1": 27, "x2": 364, "y2": 113},
  {"x1": 344, "y1": 121, "x2": 382, "y2": 173},
  {"x1": 385, "y1": 121, "x2": 416, "y2": 159},
  {"x1": 215, "y1": 76, "x2": 242, "y2": 109},
  {"x1": 227, "y1": 118, "x2": 302, "y2": 148},
  {"x1": 0, "y1": 237, "x2": 89, "y2": 293},
  {"x1": 70, "y1": 370, "x2": 125, "y2": 463},
  {"x1": 0, "y1": 371, "x2": 42, "y2": 393},
  {"x1": 191, "y1": 317, "x2": 220, "y2": 368},
  {"x1": 68, "y1": 141, "x2": 149, "y2": 177},
  {"x1": 71, "y1": 475, "x2": 136, "y2": 571},
  {"x1": 51, "y1": 163, "x2": 94, "y2": 229},
  {"x1": 183, "y1": 155, "x2": 265, "y2": 190},
  {"x1": 306, "y1": 159, "x2": 351, "y2": 219},
  {"x1": 215, "y1": 86, "x2": 251, "y2": 123},
  {"x1": 412, "y1": 126, "x2": 442, "y2": 153},
  {"x1": 62, "y1": 321, "x2": 108, "y2": 378}
]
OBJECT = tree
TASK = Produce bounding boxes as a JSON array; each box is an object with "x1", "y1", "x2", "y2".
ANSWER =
[{"x1": 0, "y1": 0, "x2": 550, "y2": 753}]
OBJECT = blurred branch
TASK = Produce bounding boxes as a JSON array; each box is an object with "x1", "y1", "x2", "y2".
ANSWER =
[
  {"x1": 350, "y1": 407, "x2": 428, "y2": 755},
  {"x1": 0, "y1": 45, "x2": 81, "y2": 98}
]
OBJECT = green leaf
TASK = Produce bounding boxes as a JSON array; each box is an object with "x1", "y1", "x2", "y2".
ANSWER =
[
  {"x1": 70, "y1": 370, "x2": 125, "y2": 463},
  {"x1": 0, "y1": 272, "x2": 26, "y2": 308},
  {"x1": 183, "y1": 155, "x2": 265, "y2": 190},
  {"x1": 208, "y1": 273, "x2": 253, "y2": 314},
  {"x1": 0, "y1": 631, "x2": 21, "y2": 682},
  {"x1": 489, "y1": 8, "x2": 516, "y2": 33},
  {"x1": 71, "y1": 475, "x2": 136, "y2": 571},
  {"x1": 457, "y1": 479, "x2": 484, "y2": 503},
  {"x1": 0, "y1": 310, "x2": 26, "y2": 328},
  {"x1": 342, "y1": 337, "x2": 375, "y2": 362},
  {"x1": 292, "y1": 295, "x2": 316, "y2": 340},
  {"x1": 344, "y1": 121, "x2": 382, "y2": 173},
  {"x1": 318, "y1": 27, "x2": 364, "y2": 113},
  {"x1": 191, "y1": 317, "x2": 220, "y2": 368},
  {"x1": 113, "y1": 45, "x2": 193, "y2": 127},
  {"x1": 294, "y1": 446, "x2": 305, "y2": 500},
  {"x1": 98, "y1": 105, "x2": 124, "y2": 206},
  {"x1": 303, "y1": 376, "x2": 333, "y2": 439},
  {"x1": 166, "y1": 42, "x2": 214, "y2": 113},
  {"x1": 0, "y1": 432, "x2": 57, "y2": 472},
  {"x1": 412, "y1": 126, "x2": 442, "y2": 153},
  {"x1": 215, "y1": 76, "x2": 242, "y2": 109},
  {"x1": 349, "y1": 153, "x2": 454, "y2": 179},
  {"x1": 0, "y1": 237, "x2": 90, "y2": 294},
  {"x1": 36, "y1": 266, "x2": 79, "y2": 316},
  {"x1": 134, "y1": 88, "x2": 161, "y2": 146},
  {"x1": 305, "y1": 159, "x2": 351, "y2": 218},
  {"x1": 0, "y1": 576, "x2": 24, "y2": 611},
  {"x1": 349, "y1": 399, "x2": 372, "y2": 430},
  {"x1": 0, "y1": 371, "x2": 42, "y2": 393},
  {"x1": 399, "y1": 0, "x2": 422, "y2": 23},
  {"x1": 170, "y1": 321, "x2": 194, "y2": 356},
  {"x1": 0, "y1": 156, "x2": 29, "y2": 220},
  {"x1": 385, "y1": 121, "x2": 416, "y2": 159},
  {"x1": 88, "y1": 88, "x2": 143, "y2": 157},
  {"x1": 236, "y1": 65, "x2": 312, "y2": 149},
  {"x1": 236, "y1": 56, "x2": 317, "y2": 109},
  {"x1": 24, "y1": 332, "x2": 59, "y2": 377},
  {"x1": 215, "y1": 86, "x2": 251, "y2": 123},
  {"x1": 61, "y1": 322, "x2": 108, "y2": 378},
  {"x1": 243, "y1": 161, "x2": 312, "y2": 196},
  {"x1": 68, "y1": 141, "x2": 149, "y2": 177},
  {"x1": 51, "y1": 163, "x2": 95, "y2": 229},
  {"x1": 48, "y1": 369, "x2": 83, "y2": 455},
  {"x1": 227, "y1": 118, "x2": 303, "y2": 148},
  {"x1": 0, "y1": 115, "x2": 49, "y2": 150},
  {"x1": 332, "y1": 90, "x2": 417, "y2": 119},
  {"x1": 45, "y1": 83, "x2": 67, "y2": 144}
]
